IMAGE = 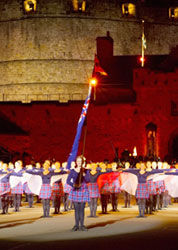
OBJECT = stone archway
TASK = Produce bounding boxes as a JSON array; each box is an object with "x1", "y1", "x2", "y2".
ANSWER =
[{"x1": 146, "y1": 122, "x2": 157, "y2": 158}]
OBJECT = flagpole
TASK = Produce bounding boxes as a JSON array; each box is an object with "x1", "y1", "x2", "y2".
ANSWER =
[
  {"x1": 82, "y1": 84, "x2": 93, "y2": 157},
  {"x1": 141, "y1": 20, "x2": 145, "y2": 67}
]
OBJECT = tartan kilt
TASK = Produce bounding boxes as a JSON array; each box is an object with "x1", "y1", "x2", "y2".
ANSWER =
[
  {"x1": 52, "y1": 182, "x2": 64, "y2": 198},
  {"x1": 147, "y1": 180, "x2": 156, "y2": 195},
  {"x1": 100, "y1": 182, "x2": 110, "y2": 195},
  {"x1": 11, "y1": 182, "x2": 23, "y2": 194},
  {"x1": 135, "y1": 183, "x2": 149, "y2": 199},
  {"x1": 39, "y1": 184, "x2": 52, "y2": 199},
  {"x1": 109, "y1": 180, "x2": 121, "y2": 194},
  {"x1": 25, "y1": 183, "x2": 33, "y2": 194},
  {"x1": 64, "y1": 183, "x2": 72, "y2": 194},
  {"x1": 87, "y1": 183, "x2": 100, "y2": 198},
  {"x1": 155, "y1": 181, "x2": 165, "y2": 194},
  {"x1": 69, "y1": 182, "x2": 90, "y2": 203},
  {"x1": 0, "y1": 182, "x2": 11, "y2": 195}
]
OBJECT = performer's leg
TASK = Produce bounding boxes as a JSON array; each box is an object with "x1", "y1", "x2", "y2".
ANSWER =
[
  {"x1": 89, "y1": 198, "x2": 93, "y2": 217},
  {"x1": 53, "y1": 195, "x2": 57, "y2": 214},
  {"x1": 142, "y1": 199, "x2": 146, "y2": 217},
  {"x1": 145, "y1": 198, "x2": 149, "y2": 214},
  {"x1": 111, "y1": 193, "x2": 115, "y2": 211},
  {"x1": 1, "y1": 195, "x2": 6, "y2": 214},
  {"x1": 160, "y1": 193, "x2": 163, "y2": 209},
  {"x1": 128, "y1": 193, "x2": 131, "y2": 207},
  {"x1": 115, "y1": 193, "x2": 119, "y2": 211},
  {"x1": 80, "y1": 202, "x2": 87, "y2": 230},
  {"x1": 46, "y1": 199, "x2": 51, "y2": 217},
  {"x1": 5, "y1": 195, "x2": 9, "y2": 214},
  {"x1": 153, "y1": 195, "x2": 156, "y2": 211},
  {"x1": 156, "y1": 194, "x2": 160, "y2": 210},
  {"x1": 93, "y1": 198, "x2": 98, "y2": 217},
  {"x1": 137, "y1": 199, "x2": 142, "y2": 217},
  {"x1": 64, "y1": 193, "x2": 69, "y2": 211},
  {"x1": 73, "y1": 202, "x2": 80, "y2": 229},
  {"x1": 13, "y1": 194, "x2": 17, "y2": 211},
  {"x1": 4, "y1": 195, "x2": 9, "y2": 214},
  {"x1": 149, "y1": 195, "x2": 153, "y2": 214},
  {"x1": 16, "y1": 194, "x2": 21, "y2": 211},
  {"x1": 57, "y1": 196, "x2": 61, "y2": 213},
  {"x1": 103, "y1": 195, "x2": 107, "y2": 213},
  {"x1": 105, "y1": 194, "x2": 109, "y2": 213},
  {"x1": 100, "y1": 194, "x2": 105, "y2": 214},
  {"x1": 42, "y1": 199, "x2": 46, "y2": 217},
  {"x1": 30, "y1": 194, "x2": 34, "y2": 207}
]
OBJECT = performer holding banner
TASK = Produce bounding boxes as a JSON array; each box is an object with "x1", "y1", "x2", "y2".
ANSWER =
[
  {"x1": 26, "y1": 160, "x2": 66, "y2": 218},
  {"x1": 123, "y1": 162, "x2": 164, "y2": 218},
  {"x1": 67, "y1": 156, "x2": 90, "y2": 231}
]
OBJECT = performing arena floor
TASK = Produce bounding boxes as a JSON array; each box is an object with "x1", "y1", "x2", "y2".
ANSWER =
[{"x1": 1, "y1": 199, "x2": 178, "y2": 250}]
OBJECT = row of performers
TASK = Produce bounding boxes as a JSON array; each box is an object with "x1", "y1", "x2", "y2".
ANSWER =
[{"x1": 1, "y1": 157, "x2": 178, "y2": 231}]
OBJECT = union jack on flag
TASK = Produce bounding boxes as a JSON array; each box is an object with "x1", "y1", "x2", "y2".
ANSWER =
[
  {"x1": 67, "y1": 86, "x2": 92, "y2": 169},
  {"x1": 78, "y1": 96, "x2": 90, "y2": 123}
]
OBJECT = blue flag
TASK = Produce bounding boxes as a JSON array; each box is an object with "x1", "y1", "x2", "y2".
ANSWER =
[{"x1": 67, "y1": 86, "x2": 92, "y2": 169}]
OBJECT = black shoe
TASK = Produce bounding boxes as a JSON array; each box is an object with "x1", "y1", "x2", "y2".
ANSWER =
[
  {"x1": 80, "y1": 226, "x2": 88, "y2": 231},
  {"x1": 87, "y1": 215, "x2": 93, "y2": 218},
  {"x1": 136, "y1": 215, "x2": 142, "y2": 218},
  {"x1": 71, "y1": 225, "x2": 79, "y2": 231}
]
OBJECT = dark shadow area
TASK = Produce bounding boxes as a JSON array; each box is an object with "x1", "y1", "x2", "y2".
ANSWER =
[
  {"x1": 1, "y1": 224, "x2": 178, "y2": 250},
  {"x1": 0, "y1": 217, "x2": 41, "y2": 229},
  {"x1": 87, "y1": 216, "x2": 135, "y2": 229}
]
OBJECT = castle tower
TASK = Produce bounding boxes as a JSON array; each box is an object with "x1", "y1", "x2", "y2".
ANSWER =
[{"x1": 0, "y1": 0, "x2": 177, "y2": 103}]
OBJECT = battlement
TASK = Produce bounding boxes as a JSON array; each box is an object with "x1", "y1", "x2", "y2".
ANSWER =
[
  {"x1": 0, "y1": 0, "x2": 178, "y2": 23},
  {"x1": 133, "y1": 68, "x2": 178, "y2": 90}
]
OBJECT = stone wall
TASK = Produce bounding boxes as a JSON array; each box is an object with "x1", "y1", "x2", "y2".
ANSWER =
[{"x1": 0, "y1": 0, "x2": 177, "y2": 102}]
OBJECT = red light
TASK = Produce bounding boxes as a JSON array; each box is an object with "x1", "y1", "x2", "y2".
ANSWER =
[
  {"x1": 139, "y1": 57, "x2": 145, "y2": 62},
  {"x1": 89, "y1": 78, "x2": 98, "y2": 86}
]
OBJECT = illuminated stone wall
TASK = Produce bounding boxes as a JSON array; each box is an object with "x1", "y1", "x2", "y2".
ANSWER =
[{"x1": 0, "y1": 0, "x2": 178, "y2": 102}]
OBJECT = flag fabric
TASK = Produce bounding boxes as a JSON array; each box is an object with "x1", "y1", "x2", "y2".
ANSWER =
[
  {"x1": 66, "y1": 86, "x2": 92, "y2": 169},
  {"x1": 142, "y1": 33, "x2": 147, "y2": 49},
  {"x1": 93, "y1": 54, "x2": 108, "y2": 76}
]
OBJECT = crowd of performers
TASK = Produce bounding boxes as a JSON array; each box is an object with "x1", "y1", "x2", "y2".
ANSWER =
[{"x1": 0, "y1": 157, "x2": 178, "y2": 231}]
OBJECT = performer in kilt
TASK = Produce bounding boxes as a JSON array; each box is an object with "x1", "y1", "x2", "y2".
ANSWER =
[
  {"x1": 51, "y1": 161, "x2": 64, "y2": 214},
  {"x1": 124, "y1": 162, "x2": 164, "y2": 218},
  {"x1": 64, "y1": 182, "x2": 72, "y2": 211},
  {"x1": 67, "y1": 156, "x2": 90, "y2": 231},
  {"x1": 27, "y1": 160, "x2": 66, "y2": 218},
  {"x1": 87, "y1": 163, "x2": 100, "y2": 217},
  {"x1": 11, "y1": 161, "x2": 24, "y2": 212},
  {"x1": 0, "y1": 163, "x2": 11, "y2": 214},
  {"x1": 110, "y1": 163, "x2": 121, "y2": 212}
]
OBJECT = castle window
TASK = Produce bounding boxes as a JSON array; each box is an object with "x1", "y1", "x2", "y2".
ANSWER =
[
  {"x1": 23, "y1": 0, "x2": 37, "y2": 13},
  {"x1": 122, "y1": 3, "x2": 136, "y2": 17},
  {"x1": 171, "y1": 101, "x2": 178, "y2": 116},
  {"x1": 169, "y1": 7, "x2": 178, "y2": 20},
  {"x1": 72, "y1": 0, "x2": 86, "y2": 12}
]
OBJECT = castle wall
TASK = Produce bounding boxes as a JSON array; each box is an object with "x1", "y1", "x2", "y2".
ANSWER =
[{"x1": 0, "y1": 0, "x2": 177, "y2": 102}]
